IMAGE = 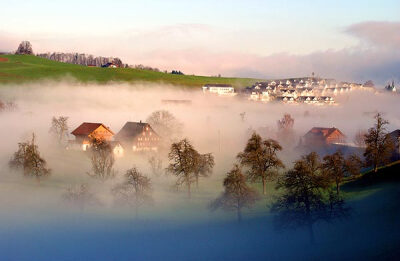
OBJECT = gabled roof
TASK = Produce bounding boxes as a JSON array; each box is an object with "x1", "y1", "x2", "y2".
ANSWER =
[
  {"x1": 389, "y1": 130, "x2": 400, "y2": 139},
  {"x1": 71, "y1": 122, "x2": 114, "y2": 136},
  {"x1": 305, "y1": 127, "x2": 345, "y2": 139},
  {"x1": 115, "y1": 121, "x2": 159, "y2": 140}
]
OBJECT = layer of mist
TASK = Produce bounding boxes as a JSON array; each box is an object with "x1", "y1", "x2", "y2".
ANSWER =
[{"x1": 0, "y1": 81, "x2": 399, "y2": 260}]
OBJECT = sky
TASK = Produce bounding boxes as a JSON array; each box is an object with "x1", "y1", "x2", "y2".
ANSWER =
[{"x1": 1, "y1": 0, "x2": 399, "y2": 83}]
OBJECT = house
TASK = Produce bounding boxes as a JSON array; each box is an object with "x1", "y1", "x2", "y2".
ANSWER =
[
  {"x1": 388, "y1": 130, "x2": 400, "y2": 159},
  {"x1": 110, "y1": 141, "x2": 124, "y2": 157},
  {"x1": 202, "y1": 84, "x2": 236, "y2": 96},
  {"x1": 70, "y1": 122, "x2": 114, "y2": 151},
  {"x1": 115, "y1": 121, "x2": 160, "y2": 152},
  {"x1": 301, "y1": 127, "x2": 346, "y2": 147},
  {"x1": 249, "y1": 91, "x2": 261, "y2": 101}
]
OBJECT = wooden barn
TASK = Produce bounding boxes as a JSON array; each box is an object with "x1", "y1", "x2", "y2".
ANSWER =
[
  {"x1": 115, "y1": 121, "x2": 160, "y2": 152},
  {"x1": 301, "y1": 127, "x2": 346, "y2": 147},
  {"x1": 70, "y1": 122, "x2": 114, "y2": 151}
]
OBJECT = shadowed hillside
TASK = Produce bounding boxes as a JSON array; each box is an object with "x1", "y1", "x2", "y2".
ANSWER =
[{"x1": 343, "y1": 161, "x2": 400, "y2": 190}]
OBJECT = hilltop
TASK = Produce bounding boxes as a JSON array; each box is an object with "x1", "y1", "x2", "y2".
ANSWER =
[{"x1": 0, "y1": 54, "x2": 261, "y2": 88}]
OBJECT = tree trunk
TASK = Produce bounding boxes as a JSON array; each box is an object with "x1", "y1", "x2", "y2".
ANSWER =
[
  {"x1": 336, "y1": 181, "x2": 340, "y2": 196},
  {"x1": 262, "y1": 177, "x2": 266, "y2": 195},
  {"x1": 308, "y1": 222, "x2": 315, "y2": 244},
  {"x1": 188, "y1": 182, "x2": 191, "y2": 199},
  {"x1": 196, "y1": 176, "x2": 199, "y2": 189},
  {"x1": 237, "y1": 207, "x2": 242, "y2": 223},
  {"x1": 374, "y1": 164, "x2": 378, "y2": 173}
]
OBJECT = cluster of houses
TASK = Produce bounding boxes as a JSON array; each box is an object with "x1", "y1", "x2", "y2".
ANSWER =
[
  {"x1": 67, "y1": 121, "x2": 160, "y2": 156},
  {"x1": 202, "y1": 77, "x2": 373, "y2": 105}
]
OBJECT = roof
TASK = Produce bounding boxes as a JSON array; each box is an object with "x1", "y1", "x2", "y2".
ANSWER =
[
  {"x1": 389, "y1": 130, "x2": 400, "y2": 139},
  {"x1": 115, "y1": 121, "x2": 159, "y2": 140},
  {"x1": 305, "y1": 127, "x2": 345, "y2": 139},
  {"x1": 71, "y1": 122, "x2": 114, "y2": 136}
]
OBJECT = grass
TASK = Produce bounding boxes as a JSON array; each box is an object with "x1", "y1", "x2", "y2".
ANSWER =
[
  {"x1": 0, "y1": 54, "x2": 262, "y2": 88},
  {"x1": 341, "y1": 160, "x2": 400, "y2": 200}
]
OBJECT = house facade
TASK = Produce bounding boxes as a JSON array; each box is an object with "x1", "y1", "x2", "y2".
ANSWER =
[
  {"x1": 70, "y1": 122, "x2": 114, "y2": 151},
  {"x1": 115, "y1": 121, "x2": 160, "y2": 152},
  {"x1": 301, "y1": 127, "x2": 346, "y2": 147},
  {"x1": 202, "y1": 84, "x2": 236, "y2": 96}
]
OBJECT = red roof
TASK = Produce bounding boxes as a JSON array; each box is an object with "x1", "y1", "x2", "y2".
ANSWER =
[
  {"x1": 305, "y1": 127, "x2": 346, "y2": 139},
  {"x1": 71, "y1": 122, "x2": 114, "y2": 136}
]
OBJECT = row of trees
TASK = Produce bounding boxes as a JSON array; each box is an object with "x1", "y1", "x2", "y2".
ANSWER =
[
  {"x1": 209, "y1": 112, "x2": 394, "y2": 242},
  {"x1": 8, "y1": 112, "x2": 396, "y2": 238}
]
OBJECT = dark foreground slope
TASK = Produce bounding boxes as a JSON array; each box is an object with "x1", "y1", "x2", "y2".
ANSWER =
[{"x1": 0, "y1": 55, "x2": 260, "y2": 87}]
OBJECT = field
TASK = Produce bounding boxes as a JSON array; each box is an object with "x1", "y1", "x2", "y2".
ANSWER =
[{"x1": 0, "y1": 55, "x2": 261, "y2": 87}]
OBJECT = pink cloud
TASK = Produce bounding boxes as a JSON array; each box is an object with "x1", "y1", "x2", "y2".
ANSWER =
[{"x1": 345, "y1": 21, "x2": 400, "y2": 49}]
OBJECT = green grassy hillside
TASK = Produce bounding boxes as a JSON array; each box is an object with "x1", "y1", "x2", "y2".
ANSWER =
[
  {"x1": 343, "y1": 160, "x2": 400, "y2": 190},
  {"x1": 0, "y1": 55, "x2": 261, "y2": 87}
]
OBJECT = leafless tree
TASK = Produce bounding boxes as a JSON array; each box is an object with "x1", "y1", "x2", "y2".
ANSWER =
[
  {"x1": 322, "y1": 151, "x2": 346, "y2": 196},
  {"x1": 323, "y1": 151, "x2": 363, "y2": 196},
  {"x1": 9, "y1": 133, "x2": 50, "y2": 182},
  {"x1": 166, "y1": 138, "x2": 198, "y2": 198},
  {"x1": 146, "y1": 110, "x2": 183, "y2": 141},
  {"x1": 277, "y1": 113, "x2": 295, "y2": 145},
  {"x1": 193, "y1": 153, "x2": 215, "y2": 188},
  {"x1": 49, "y1": 116, "x2": 69, "y2": 145},
  {"x1": 62, "y1": 184, "x2": 99, "y2": 211},
  {"x1": 344, "y1": 154, "x2": 363, "y2": 177},
  {"x1": 239, "y1": 112, "x2": 246, "y2": 122},
  {"x1": 353, "y1": 129, "x2": 367, "y2": 148},
  {"x1": 112, "y1": 167, "x2": 153, "y2": 216},
  {"x1": 271, "y1": 152, "x2": 349, "y2": 243},
  {"x1": 148, "y1": 155, "x2": 163, "y2": 176},
  {"x1": 209, "y1": 164, "x2": 259, "y2": 222},
  {"x1": 238, "y1": 132, "x2": 285, "y2": 195},
  {"x1": 87, "y1": 138, "x2": 116, "y2": 180},
  {"x1": 364, "y1": 113, "x2": 394, "y2": 172}
]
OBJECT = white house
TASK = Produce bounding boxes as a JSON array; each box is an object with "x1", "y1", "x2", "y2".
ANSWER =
[{"x1": 202, "y1": 84, "x2": 236, "y2": 96}]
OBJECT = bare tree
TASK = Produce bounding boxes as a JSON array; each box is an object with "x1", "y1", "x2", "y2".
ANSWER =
[
  {"x1": 62, "y1": 184, "x2": 99, "y2": 211},
  {"x1": 238, "y1": 132, "x2": 285, "y2": 195},
  {"x1": 166, "y1": 138, "x2": 198, "y2": 198},
  {"x1": 271, "y1": 152, "x2": 348, "y2": 243},
  {"x1": 146, "y1": 110, "x2": 183, "y2": 141},
  {"x1": 344, "y1": 154, "x2": 363, "y2": 177},
  {"x1": 364, "y1": 113, "x2": 394, "y2": 172},
  {"x1": 193, "y1": 153, "x2": 215, "y2": 188},
  {"x1": 323, "y1": 151, "x2": 363, "y2": 196},
  {"x1": 239, "y1": 112, "x2": 246, "y2": 122},
  {"x1": 322, "y1": 151, "x2": 346, "y2": 196},
  {"x1": 87, "y1": 138, "x2": 116, "y2": 180},
  {"x1": 148, "y1": 155, "x2": 163, "y2": 176},
  {"x1": 112, "y1": 167, "x2": 153, "y2": 217},
  {"x1": 9, "y1": 133, "x2": 50, "y2": 182},
  {"x1": 277, "y1": 113, "x2": 295, "y2": 145},
  {"x1": 353, "y1": 129, "x2": 367, "y2": 148},
  {"x1": 209, "y1": 164, "x2": 259, "y2": 222},
  {"x1": 49, "y1": 116, "x2": 69, "y2": 145}
]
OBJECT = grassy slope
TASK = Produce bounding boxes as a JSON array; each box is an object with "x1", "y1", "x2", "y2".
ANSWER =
[
  {"x1": 0, "y1": 55, "x2": 262, "y2": 88},
  {"x1": 340, "y1": 160, "x2": 400, "y2": 201}
]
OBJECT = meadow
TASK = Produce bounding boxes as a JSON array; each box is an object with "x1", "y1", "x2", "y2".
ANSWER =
[{"x1": 0, "y1": 55, "x2": 260, "y2": 87}]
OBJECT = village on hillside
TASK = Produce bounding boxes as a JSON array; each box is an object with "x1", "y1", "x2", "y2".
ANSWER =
[{"x1": 202, "y1": 77, "x2": 379, "y2": 105}]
